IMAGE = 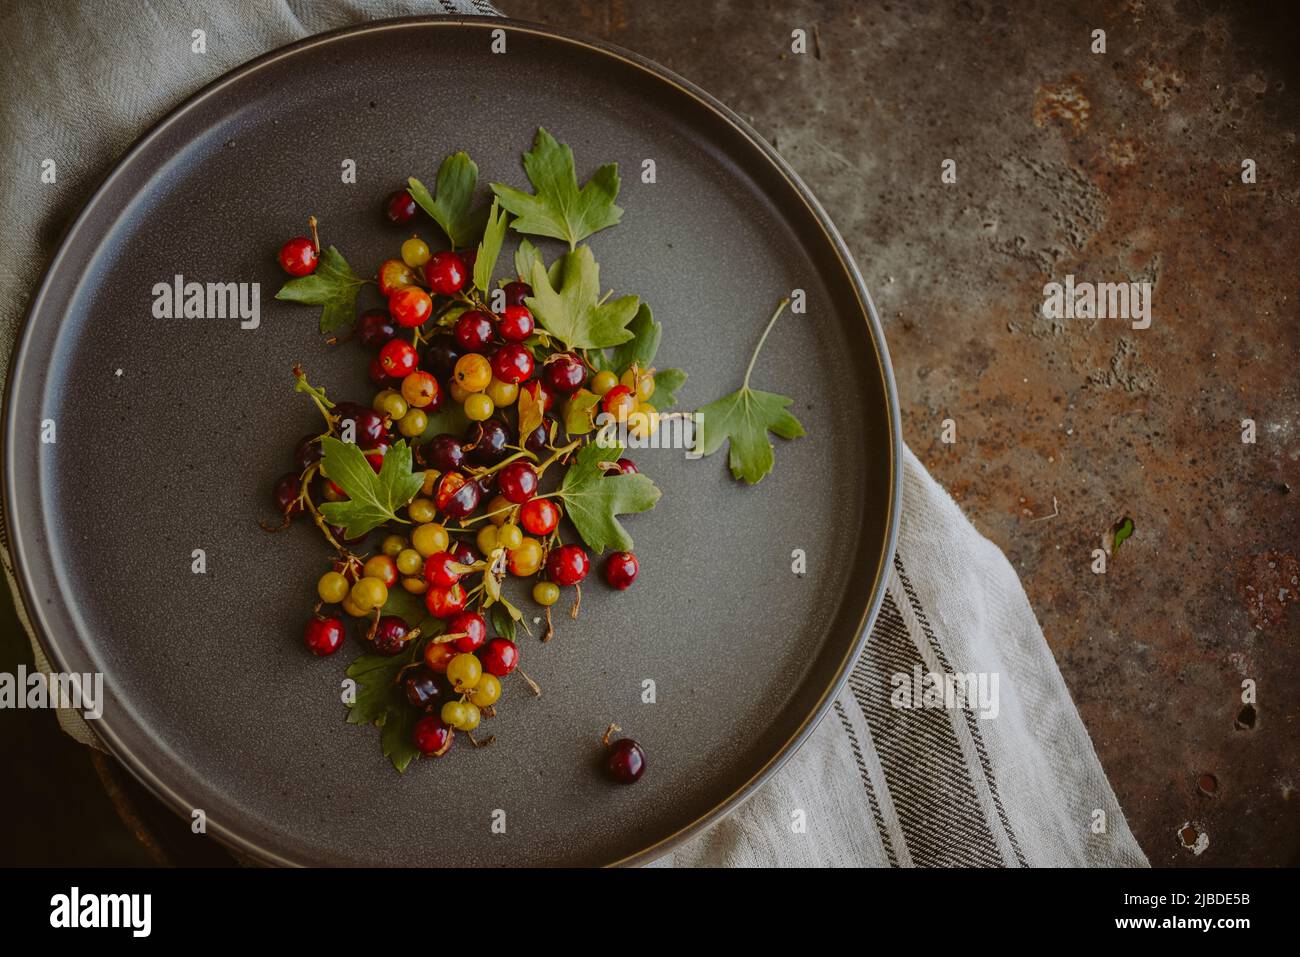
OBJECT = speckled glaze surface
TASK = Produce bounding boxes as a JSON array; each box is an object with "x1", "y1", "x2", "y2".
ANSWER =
[{"x1": 3, "y1": 17, "x2": 898, "y2": 866}]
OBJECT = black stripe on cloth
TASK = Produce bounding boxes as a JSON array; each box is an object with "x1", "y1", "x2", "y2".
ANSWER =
[
  {"x1": 832, "y1": 699, "x2": 898, "y2": 866},
  {"x1": 851, "y1": 592, "x2": 1004, "y2": 867},
  {"x1": 892, "y1": 554, "x2": 1029, "y2": 867}
]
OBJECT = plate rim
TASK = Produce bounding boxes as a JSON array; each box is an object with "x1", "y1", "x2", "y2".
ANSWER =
[{"x1": 1, "y1": 14, "x2": 901, "y2": 867}]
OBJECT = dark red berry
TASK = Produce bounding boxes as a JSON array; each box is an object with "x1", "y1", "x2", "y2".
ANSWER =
[
  {"x1": 303, "y1": 616, "x2": 344, "y2": 656},
  {"x1": 606, "y1": 738, "x2": 646, "y2": 783},
  {"x1": 334, "y1": 402, "x2": 389, "y2": 450},
  {"x1": 479, "y1": 637, "x2": 519, "y2": 677},
  {"x1": 373, "y1": 616, "x2": 410, "y2": 656},
  {"x1": 523, "y1": 419, "x2": 549, "y2": 455},
  {"x1": 379, "y1": 339, "x2": 419, "y2": 378},
  {"x1": 490, "y1": 344, "x2": 532, "y2": 385},
  {"x1": 498, "y1": 460, "x2": 539, "y2": 504},
  {"x1": 435, "y1": 472, "x2": 481, "y2": 519},
  {"x1": 403, "y1": 668, "x2": 444, "y2": 710},
  {"x1": 424, "y1": 334, "x2": 461, "y2": 379},
  {"x1": 497, "y1": 304, "x2": 534, "y2": 342},
  {"x1": 450, "y1": 542, "x2": 476, "y2": 567},
  {"x1": 368, "y1": 356, "x2": 398, "y2": 387},
  {"x1": 278, "y1": 237, "x2": 318, "y2": 276},
  {"x1": 358, "y1": 308, "x2": 398, "y2": 350},
  {"x1": 294, "y1": 435, "x2": 322, "y2": 471},
  {"x1": 604, "y1": 551, "x2": 638, "y2": 590},
  {"x1": 426, "y1": 434, "x2": 465, "y2": 472},
  {"x1": 503, "y1": 281, "x2": 532, "y2": 307},
  {"x1": 384, "y1": 190, "x2": 417, "y2": 225},
  {"x1": 604, "y1": 457, "x2": 638, "y2": 476},
  {"x1": 520, "y1": 498, "x2": 560, "y2": 535},
  {"x1": 425, "y1": 251, "x2": 466, "y2": 295},
  {"x1": 463, "y1": 419, "x2": 510, "y2": 466},
  {"x1": 544, "y1": 352, "x2": 586, "y2": 395},
  {"x1": 454, "y1": 310, "x2": 495, "y2": 351},
  {"x1": 273, "y1": 472, "x2": 302, "y2": 516},
  {"x1": 412, "y1": 715, "x2": 454, "y2": 756},
  {"x1": 448, "y1": 611, "x2": 487, "y2": 653},
  {"x1": 546, "y1": 544, "x2": 590, "y2": 586}
]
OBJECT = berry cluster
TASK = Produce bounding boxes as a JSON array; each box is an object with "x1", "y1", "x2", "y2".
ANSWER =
[{"x1": 268, "y1": 195, "x2": 652, "y2": 770}]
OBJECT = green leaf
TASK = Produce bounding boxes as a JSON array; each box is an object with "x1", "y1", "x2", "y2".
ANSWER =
[
  {"x1": 407, "y1": 152, "x2": 486, "y2": 249},
  {"x1": 695, "y1": 388, "x2": 805, "y2": 484},
  {"x1": 526, "y1": 246, "x2": 638, "y2": 350},
  {"x1": 490, "y1": 603, "x2": 517, "y2": 642},
  {"x1": 318, "y1": 437, "x2": 424, "y2": 537},
  {"x1": 380, "y1": 704, "x2": 423, "y2": 773},
  {"x1": 559, "y1": 441, "x2": 661, "y2": 553},
  {"x1": 490, "y1": 127, "x2": 623, "y2": 249},
  {"x1": 514, "y1": 238, "x2": 543, "y2": 283},
  {"x1": 1110, "y1": 516, "x2": 1135, "y2": 554},
  {"x1": 474, "y1": 198, "x2": 509, "y2": 295},
  {"x1": 609, "y1": 303, "x2": 661, "y2": 373},
  {"x1": 651, "y1": 367, "x2": 687, "y2": 410},
  {"x1": 274, "y1": 246, "x2": 366, "y2": 333},
  {"x1": 692, "y1": 300, "x2": 803, "y2": 484},
  {"x1": 344, "y1": 622, "x2": 441, "y2": 773}
]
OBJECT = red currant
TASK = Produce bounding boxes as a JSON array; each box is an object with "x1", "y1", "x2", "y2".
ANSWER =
[
  {"x1": 498, "y1": 461, "x2": 539, "y2": 504},
  {"x1": 368, "y1": 356, "x2": 397, "y2": 387},
  {"x1": 273, "y1": 473, "x2": 302, "y2": 517},
  {"x1": 424, "y1": 334, "x2": 461, "y2": 379},
  {"x1": 454, "y1": 310, "x2": 495, "y2": 351},
  {"x1": 491, "y1": 343, "x2": 534, "y2": 384},
  {"x1": 503, "y1": 280, "x2": 533, "y2": 307},
  {"x1": 303, "y1": 616, "x2": 344, "y2": 656},
  {"x1": 358, "y1": 309, "x2": 398, "y2": 350},
  {"x1": 384, "y1": 189, "x2": 417, "y2": 225},
  {"x1": 372, "y1": 616, "x2": 410, "y2": 656},
  {"x1": 403, "y1": 668, "x2": 443, "y2": 710},
  {"x1": 544, "y1": 352, "x2": 586, "y2": 395},
  {"x1": 606, "y1": 738, "x2": 646, "y2": 783},
  {"x1": 425, "y1": 583, "x2": 468, "y2": 619},
  {"x1": 424, "y1": 551, "x2": 461, "y2": 588},
  {"x1": 519, "y1": 498, "x2": 559, "y2": 535},
  {"x1": 448, "y1": 611, "x2": 487, "y2": 653},
  {"x1": 602, "y1": 385, "x2": 635, "y2": 417},
  {"x1": 278, "y1": 237, "x2": 318, "y2": 276},
  {"x1": 412, "y1": 715, "x2": 454, "y2": 756},
  {"x1": 497, "y1": 305, "x2": 534, "y2": 342},
  {"x1": 379, "y1": 339, "x2": 419, "y2": 378},
  {"x1": 435, "y1": 471, "x2": 481, "y2": 519},
  {"x1": 426, "y1": 434, "x2": 465, "y2": 472},
  {"x1": 334, "y1": 402, "x2": 389, "y2": 449},
  {"x1": 425, "y1": 251, "x2": 467, "y2": 294},
  {"x1": 604, "y1": 551, "x2": 638, "y2": 590},
  {"x1": 464, "y1": 419, "x2": 509, "y2": 466},
  {"x1": 479, "y1": 637, "x2": 519, "y2": 676},
  {"x1": 389, "y1": 286, "x2": 433, "y2": 328},
  {"x1": 546, "y1": 544, "x2": 590, "y2": 586}
]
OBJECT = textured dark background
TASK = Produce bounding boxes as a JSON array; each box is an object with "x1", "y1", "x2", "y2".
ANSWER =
[{"x1": 2, "y1": 0, "x2": 1297, "y2": 866}]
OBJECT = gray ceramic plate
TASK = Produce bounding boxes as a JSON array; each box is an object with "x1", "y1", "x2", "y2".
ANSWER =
[{"x1": 3, "y1": 16, "x2": 899, "y2": 866}]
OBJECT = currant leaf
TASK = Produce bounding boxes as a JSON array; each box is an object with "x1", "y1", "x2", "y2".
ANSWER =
[
  {"x1": 525, "y1": 246, "x2": 638, "y2": 350},
  {"x1": 274, "y1": 245, "x2": 366, "y2": 333},
  {"x1": 407, "y1": 152, "x2": 487, "y2": 249},
  {"x1": 559, "y1": 441, "x2": 660, "y2": 553},
  {"x1": 318, "y1": 437, "x2": 424, "y2": 538}
]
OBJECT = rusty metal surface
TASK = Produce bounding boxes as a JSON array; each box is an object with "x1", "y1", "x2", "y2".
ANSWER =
[{"x1": 504, "y1": 0, "x2": 1300, "y2": 866}]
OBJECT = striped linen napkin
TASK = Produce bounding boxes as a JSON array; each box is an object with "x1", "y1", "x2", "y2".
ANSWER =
[{"x1": 0, "y1": 0, "x2": 1146, "y2": 868}]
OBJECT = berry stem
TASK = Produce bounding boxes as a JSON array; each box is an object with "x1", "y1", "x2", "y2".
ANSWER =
[
  {"x1": 742, "y1": 298, "x2": 791, "y2": 390},
  {"x1": 307, "y1": 216, "x2": 321, "y2": 254}
]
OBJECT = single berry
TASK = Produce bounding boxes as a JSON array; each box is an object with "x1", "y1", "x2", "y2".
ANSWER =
[
  {"x1": 520, "y1": 498, "x2": 560, "y2": 535},
  {"x1": 372, "y1": 615, "x2": 410, "y2": 656},
  {"x1": 498, "y1": 460, "x2": 539, "y2": 504},
  {"x1": 357, "y1": 309, "x2": 398, "y2": 350},
  {"x1": 454, "y1": 310, "x2": 495, "y2": 352},
  {"x1": 368, "y1": 356, "x2": 398, "y2": 387},
  {"x1": 278, "y1": 237, "x2": 318, "y2": 276},
  {"x1": 303, "y1": 616, "x2": 344, "y2": 656},
  {"x1": 401, "y1": 236, "x2": 431, "y2": 268},
  {"x1": 523, "y1": 419, "x2": 550, "y2": 455},
  {"x1": 423, "y1": 642, "x2": 456, "y2": 674},
  {"x1": 492, "y1": 343, "x2": 535, "y2": 384},
  {"x1": 463, "y1": 418, "x2": 510, "y2": 466},
  {"x1": 503, "y1": 280, "x2": 533, "y2": 307},
  {"x1": 403, "y1": 668, "x2": 444, "y2": 710},
  {"x1": 425, "y1": 582, "x2": 468, "y2": 619},
  {"x1": 446, "y1": 652, "x2": 483, "y2": 691},
  {"x1": 334, "y1": 401, "x2": 389, "y2": 449},
  {"x1": 546, "y1": 544, "x2": 589, "y2": 586},
  {"x1": 379, "y1": 339, "x2": 419, "y2": 378},
  {"x1": 426, "y1": 434, "x2": 465, "y2": 472},
  {"x1": 423, "y1": 551, "x2": 461, "y2": 588},
  {"x1": 377, "y1": 258, "x2": 417, "y2": 297},
  {"x1": 389, "y1": 286, "x2": 433, "y2": 327},
  {"x1": 435, "y1": 471, "x2": 481, "y2": 519},
  {"x1": 424, "y1": 334, "x2": 461, "y2": 379},
  {"x1": 497, "y1": 304, "x2": 534, "y2": 342},
  {"x1": 606, "y1": 738, "x2": 646, "y2": 784},
  {"x1": 544, "y1": 352, "x2": 586, "y2": 395},
  {"x1": 448, "y1": 611, "x2": 487, "y2": 653},
  {"x1": 479, "y1": 637, "x2": 519, "y2": 677},
  {"x1": 401, "y1": 370, "x2": 441, "y2": 411},
  {"x1": 272, "y1": 472, "x2": 302, "y2": 517},
  {"x1": 384, "y1": 190, "x2": 417, "y2": 225},
  {"x1": 604, "y1": 551, "x2": 639, "y2": 590},
  {"x1": 450, "y1": 542, "x2": 476, "y2": 567},
  {"x1": 294, "y1": 434, "x2": 323, "y2": 471},
  {"x1": 602, "y1": 385, "x2": 636, "y2": 419},
  {"x1": 412, "y1": 715, "x2": 454, "y2": 756},
  {"x1": 425, "y1": 251, "x2": 467, "y2": 295}
]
